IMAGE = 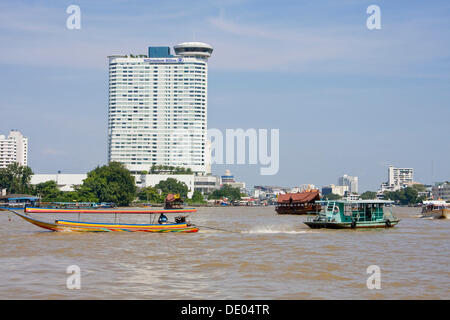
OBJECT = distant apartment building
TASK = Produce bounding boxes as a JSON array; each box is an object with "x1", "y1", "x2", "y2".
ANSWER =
[
  {"x1": 388, "y1": 166, "x2": 413, "y2": 187},
  {"x1": 338, "y1": 174, "x2": 358, "y2": 194},
  {"x1": 322, "y1": 184, "x2": 349, "y2": 197},
  {"x1": 254, "y1": 186, "x2": 285, "y2": 199},
  {"x1": 0, "y1": 130, "x2": 28, "y2": 169},
  {"x1": 221, "y1": 169, "x2": 235, "y2": 184},
  {"x1": 220, "y1": 169, "x2": 246, "y2": 192},
  {"x1": 107, "y1": 42, "x2": 213, "y2": 175},
  {"x1": 379, "y1": 165, "x2": 414, "y2": 192},
  {"x1": 432, "y1": 182, "x2": 450, "y2": 201},
  {"x1": 290, "y1": 184, "x2": 317, "y2": 193},
  {"x1": 194, "y1": 175, "x2": 220, "y2": 195}
]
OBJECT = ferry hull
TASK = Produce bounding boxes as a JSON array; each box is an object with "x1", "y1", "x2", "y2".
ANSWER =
[
  {"x1": 275, "y1": 205, "x2": 320, "y2": 215},
  {"x1": 304, "y1": 219, "x2": 400, "y2": 229},
  {"x1": 420, "y1": 209, "x2": 449, "y2": 220},
  {"x1": 6, "y1": 210, "x2": 199, "y2": 233}
]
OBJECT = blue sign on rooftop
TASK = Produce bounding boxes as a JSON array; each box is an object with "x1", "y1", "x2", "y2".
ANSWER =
[{"x1": 148, "y1": 46, "x2": 173, "y2": 58}]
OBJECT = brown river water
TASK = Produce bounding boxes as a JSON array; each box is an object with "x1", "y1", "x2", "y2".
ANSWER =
[{"x1": 0, "y1": 206, "x2": 448, "y2": 299}]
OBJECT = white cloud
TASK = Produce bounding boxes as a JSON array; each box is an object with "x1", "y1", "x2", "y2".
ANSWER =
[
  {"x1": 0, "y1": 1, "x2": 448, "y2": 78},
  {"x1": 204, "y1": 13, "x2": 450, "y2": 76}
]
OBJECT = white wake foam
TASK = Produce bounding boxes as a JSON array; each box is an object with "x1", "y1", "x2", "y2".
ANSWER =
[{"x1": 242, "y1": 226, "x2": 311, "y2": 234}]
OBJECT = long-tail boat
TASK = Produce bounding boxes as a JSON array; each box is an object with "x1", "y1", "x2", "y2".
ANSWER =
[
  {"x1": 2, "y1": 208, "x2": 199, "y2": 233},
  {"x1": 7, "y1": 193, "x2": 199, "y2": 233},
  {"x1": 24, "y1": 206, "x2": 197, "y2": 214},
  {"x1": 275, "y1": 190, "x2": 321, "y2": 215},
  {"x1": 304, "y1": 200, "x2": 400, "y2": 229}
]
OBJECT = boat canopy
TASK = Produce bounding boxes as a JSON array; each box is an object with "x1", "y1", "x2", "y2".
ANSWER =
[
  {"x1": 423, "y1": 200, "x2": 448, "y2": 206},
  {"x1": 277, "y1": 190, "x2": 320, "y2": 204}
]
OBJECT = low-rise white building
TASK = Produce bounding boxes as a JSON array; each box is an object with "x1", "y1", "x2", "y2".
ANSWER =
[
  {"x1": 31, "y1": 174, "x2": 87, "y2": 192},
  {"x1": 135, "y1": 174, "x2": 195, "y2": 198},
  {"x1": 31, "y1": 173, "x2": 196, "y2": 197},
  {"x1": 345, "y1": 193, "x2": 361, "y2": 201},
  {"x1": 194, "y1": 175, "x2": 220, "y2": 195}
]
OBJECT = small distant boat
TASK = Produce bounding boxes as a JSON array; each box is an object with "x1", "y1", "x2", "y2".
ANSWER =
[
  {"x1": 275, "y1": 190, "x2": 321, "y2": 215},
  {"x1": 164, "y1": 193, "x2": 184, "y2": 209},
  {"x1": 304, "y1": 200, "x2": 400, "y2": 229},
  {"x1": 420, "y1": 200, "x2": 450, "y2": 219},
  {"x1": 3, "y1": 208, "x2": 198, "y2": 233}
]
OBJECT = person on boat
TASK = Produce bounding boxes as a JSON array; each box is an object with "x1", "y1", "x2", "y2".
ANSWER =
[{"x1": 158, "y1": 213, "x2": 168, "y2": 224}]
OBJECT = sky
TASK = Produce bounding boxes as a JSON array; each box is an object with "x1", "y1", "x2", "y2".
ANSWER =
[{"x1": 0, "y1": 0, "x2": 449, "y2": 192}]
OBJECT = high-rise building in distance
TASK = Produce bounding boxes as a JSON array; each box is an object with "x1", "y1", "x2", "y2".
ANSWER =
[
  {"x1": 0, "y1": 130, "x2": 28, "y2": 169},
  {"x1": 107, "y1": 42, "x2": 213, "y2": 175},
  {"x1": 388, "y1": 165, "x2": 413, "y2": 188},
  {"x1": 338, "y1": 174, "x2": 359, "y2": 194},
  {"x1": 379, "y1": 165, "x2": 414, "y2": 192}
]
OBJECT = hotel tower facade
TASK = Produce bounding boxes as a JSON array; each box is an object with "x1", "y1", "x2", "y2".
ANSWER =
[
  {"x1": 107, "y1": 42, "x2": 213, "y2": 175},
  {"x1": 0, "y1": 130, "x2": 28, "y2": 169}
]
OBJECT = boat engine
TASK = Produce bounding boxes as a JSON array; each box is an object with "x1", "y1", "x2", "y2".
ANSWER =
[{"x1": 175, "y1": 216, "x2": 186, "y2": 224}]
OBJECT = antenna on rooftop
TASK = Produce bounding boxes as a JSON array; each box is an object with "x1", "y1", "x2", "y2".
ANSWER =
[{"x1": 431, "y1": 160, "x2": 434, "y2": 186}]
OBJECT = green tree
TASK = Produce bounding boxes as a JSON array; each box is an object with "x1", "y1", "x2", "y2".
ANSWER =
[
  {"x1": 33, "y1": 180, "x2": 62, "y2": 201},
  {"x1": 403, "y1": 187, "x2": 418, "y2": 205},
  {"x1": 154, "y1": 178, "x2": 189, "y2": 199},
  {"x1": 323, "y1": 193, "x2": 342, "y2": 200},
  {"x1": 360, "y1": 191, "x2": 377, "y2": 200},
  {"x1": 411, "y1": 184, "x2": 426, "y2": 193},
  {"x1": 208, "y1": 185, "x2": 242, "y2": 201},
  {"x1": 81, "y1": 162, "x2": 136, "y2": 206},
  {"x1": 189, "y1": 190, "x2": 206, "y2": 204},
  {"x1": 384, "y1": 187, "x2": 418, "y2": 205},
  {"x1": 0, "y1": 163, "x2": 33, "y2": 194},
  {"x1": 137, "y1": 186, "x2": 163, "y2": 203}
]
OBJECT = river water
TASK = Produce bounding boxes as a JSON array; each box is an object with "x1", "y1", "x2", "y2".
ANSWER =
[{"x1": 0, "y1": 206, "x2": 448, "y2": 299}]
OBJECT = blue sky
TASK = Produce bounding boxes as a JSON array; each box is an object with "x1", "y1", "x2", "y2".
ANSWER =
[{"x1": 0, "y1": 0, "x2": 449, "y2": 192}]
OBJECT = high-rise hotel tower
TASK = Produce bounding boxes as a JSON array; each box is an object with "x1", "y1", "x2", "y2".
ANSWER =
[
  {"x1": 0, "y1": 130, "x2": 28, "y2": 169},
  {"x1": 107, "y1": 42, "x2": 213, "y2": 174}
]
